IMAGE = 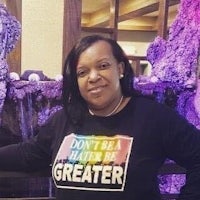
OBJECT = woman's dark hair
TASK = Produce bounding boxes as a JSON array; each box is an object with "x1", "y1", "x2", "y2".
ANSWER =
[{"x1": 62, "y1": 34, "x2": 135, "y2": 126}]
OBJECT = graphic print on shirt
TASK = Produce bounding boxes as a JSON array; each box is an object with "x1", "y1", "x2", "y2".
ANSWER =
[{"x1": 52, "y1": 133, "x2": 133, "y2": 191}]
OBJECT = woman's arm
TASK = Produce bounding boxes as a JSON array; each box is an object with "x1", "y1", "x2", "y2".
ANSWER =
[
  {"x1": 0, "y1": 127, "x2": 52, "y2": 172},
  {"x1": 161, "y1": 107, "x2": 200, "y2": 199}
]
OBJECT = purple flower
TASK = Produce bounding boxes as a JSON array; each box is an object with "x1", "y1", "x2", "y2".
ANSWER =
[
  {"x1": 0, "y1": 4, "x2": 21, "y2": 117},
  {"x1": 146, "y1": 0, "x2": 200, "y2": 88}
]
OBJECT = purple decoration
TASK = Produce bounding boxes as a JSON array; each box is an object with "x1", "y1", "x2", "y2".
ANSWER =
[
  {"x1": 159, "y1": 174, "x2": 186, "y2": 194},
  {"x1": 37, "y1": 105, "x2": 62, "y2": 126},
  {"x1": 147, "y1": 0, "x2": 200, "y2": 87},
  {"x1": 136, "y1": 0, "x2": 200, "y2": 193},
  {"x1": 7, "y1": 80, "x2": 63, "y2": 139},
  {"x1": 8, "y1": 80, "x2": 62, "y2": 101},
  {"x1": 0, "y1": 4, "x2": 21, "y2": 116}
]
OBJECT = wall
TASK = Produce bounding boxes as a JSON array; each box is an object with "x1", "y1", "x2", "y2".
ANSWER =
[
  {"x1": 21, "y1": 0, "x2": 64, "y2": 79},
  {"x1": 19, "y1": 1, "x2": 155, "y2": 78},
  {"x1": 118, "y1": 30, "x2": 156, "y2": 56},
  {"x1": 118, "y1": 30, "x2": 156, "y2": 75}
]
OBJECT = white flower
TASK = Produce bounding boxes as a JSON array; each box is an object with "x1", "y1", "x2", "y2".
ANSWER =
[
  {"x1": 55, "y1": 74, "x2": 63, "y2": 81},
  {"x1": 9, "y1": 72, "x2": 20, "y2": 81},
  {"x1": 28, "y1": 73, "x2": 40, "y2": 82}
]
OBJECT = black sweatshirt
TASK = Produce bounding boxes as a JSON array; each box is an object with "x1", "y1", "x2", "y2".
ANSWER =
[{"x1": 0, "y1": 96, "x2": 200, "y2": 200}]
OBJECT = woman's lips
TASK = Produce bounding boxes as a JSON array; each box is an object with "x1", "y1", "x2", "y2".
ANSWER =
[{"x1": 89, "y1": 86, "x2": 104, "y2": 94}]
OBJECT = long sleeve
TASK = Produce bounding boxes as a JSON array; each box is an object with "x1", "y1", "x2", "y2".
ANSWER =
[
  {"x1": 161, "y1": 107, "x2": 200, "y2": 199},
  {"x1": 0, "y1": 109, "x2": 67, "y2": 172},
  {"x1": 0, "y1": 125, "x2": 52, "y2": 172}
]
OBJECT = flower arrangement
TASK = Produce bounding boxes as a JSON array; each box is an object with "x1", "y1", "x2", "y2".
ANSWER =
[
  {"x1": 136, "y1": 0, "x2": 200, "y2": 194},
  {"x1": 136, "y1": 0, "x2": 200, "y2": 129},
  {"x1": 7, "y1": 79, "x2": 63, "y2": 140},
  {"x1": 8, "y1": 80, "x2": 62, "y2": 101},
  {"x1": 0, "y1": 4, "x2": 21, "y2": 115},
  {"x1": 146, "y1": 0, "x2": 200, "y2": 88}
]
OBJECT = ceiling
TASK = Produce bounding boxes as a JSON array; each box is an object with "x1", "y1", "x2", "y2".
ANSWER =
[{"x1": 81, "y1": 0, "x2": 180, "y2": 31}]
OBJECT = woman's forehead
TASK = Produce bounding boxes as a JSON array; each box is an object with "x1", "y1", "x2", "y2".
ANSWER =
[{"x1": 80, "y1": 41, "x2": 113, "y2": 57}]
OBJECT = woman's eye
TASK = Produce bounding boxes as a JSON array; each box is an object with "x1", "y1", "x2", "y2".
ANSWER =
[
  {"x1": 99, "y1": 63, "x2": 110, "y2": 69},
  {"x1": 77, "y1": 70, "x2": 87, "y2": 77}
]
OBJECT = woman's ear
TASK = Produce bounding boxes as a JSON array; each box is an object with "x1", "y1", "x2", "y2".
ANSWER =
[{"x1": 118, "y1": 62, "x2": 125, "y2": 78}]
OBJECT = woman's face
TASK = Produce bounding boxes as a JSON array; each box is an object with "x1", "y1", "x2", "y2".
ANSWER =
[{"x1": 76, "y1": 40, "x2": 124, "y2": 113}]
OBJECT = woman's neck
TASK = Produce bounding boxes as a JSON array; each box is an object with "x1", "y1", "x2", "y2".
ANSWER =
[{"x1": 88, "y1": 96, "x2": 131, "y2": 117}]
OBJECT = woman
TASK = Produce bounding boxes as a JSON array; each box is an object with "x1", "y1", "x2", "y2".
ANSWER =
[{"x1": 0, "y1": 35, "x2": 200, "y2": 200}]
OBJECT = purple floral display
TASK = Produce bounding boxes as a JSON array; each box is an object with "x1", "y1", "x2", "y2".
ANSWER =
[
  {"x1": 0, "y1": 0, "x2": 200, "y2": 197},
  {"x1": 7, "y1": 80, "x2": 63, "y2": 141},
  {"x1": 147, "y1": 0, "x2": 200, "y2": 87},
  {"x1": 0, "y1": 4, "x2": 21, "y2": 115},
  {"x1": 136, "y1": 0, "x2": 200, "y2": 195}
]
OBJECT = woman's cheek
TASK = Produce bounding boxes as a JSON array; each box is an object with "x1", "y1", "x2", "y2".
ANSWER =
[{"x1": 78, "y1": 80, "x2": 88, "y2": 98}]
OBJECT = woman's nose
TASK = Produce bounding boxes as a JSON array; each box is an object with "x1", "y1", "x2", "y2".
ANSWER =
[{"x1": 88, "y1": 70, "x2": 100, "y2": 82}]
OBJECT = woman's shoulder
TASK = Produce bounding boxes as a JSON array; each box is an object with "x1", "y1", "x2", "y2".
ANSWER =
[
  {"x1": 132, "y1": 94, "x2": 177, "y2": 115},
  {"x1": 132, "y1": 94, "x2": 160, "y2": 107}
]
